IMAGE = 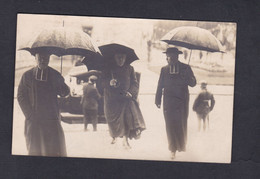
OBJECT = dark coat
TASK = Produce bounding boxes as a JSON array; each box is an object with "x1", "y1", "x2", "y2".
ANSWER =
[
  {"x1": 81, "y1": 82, "x2": 101, "y2": 110},
  {"x1": 155, "y1": 61, "x2": 196, "y2": 152},
  {"x1": 193, "y1": 89, "x2": 215, "y2": 119},
  {"x1": 102, "y1": 65, "x2": 146, "y2": 139},
  {"x1": 17, "y1": 66, "x2": 70, "y2": 156}
]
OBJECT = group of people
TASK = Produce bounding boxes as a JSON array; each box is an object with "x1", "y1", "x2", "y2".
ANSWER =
[{"x1": 17, "y1": 46, "x2": 215, "y2": 159}]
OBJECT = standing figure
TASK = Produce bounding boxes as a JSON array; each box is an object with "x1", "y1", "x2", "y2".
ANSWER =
[
  {"x1": 155, "y1": 47, "x2": 196, "y2": 159},
  {"x1": 102, "y1": 53, "x2": 146, "y2": 149},
  {"x1": 81, "y1": 75, "x2": 101, "y2": 131},
  {"x1": 193, "y1": 80, "x2": 215, "y2": 131},
  {"x1": 17, "y1": 52, "x2": 70, "y2": 157}
]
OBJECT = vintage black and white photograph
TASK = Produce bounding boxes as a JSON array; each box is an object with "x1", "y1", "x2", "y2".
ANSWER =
[{"x1": 12, "y1": 13, "x2": 236, "y2": 163}]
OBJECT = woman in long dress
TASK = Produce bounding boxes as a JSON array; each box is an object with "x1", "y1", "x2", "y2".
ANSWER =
[{"x1": 102, "y1": 53, "x2": 145, "y2": 149}]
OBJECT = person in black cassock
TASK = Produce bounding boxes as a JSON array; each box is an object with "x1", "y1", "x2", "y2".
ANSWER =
[
  {"x1": 81, "y1": 75, "x2": 101, "y2": 131},
  {"x1": 155, "y1": 47, "x2": 196, "y2": 159},
  {"x1": 193, "y1": 80, "x2": 215, "y2": 131},
  {"x1": 102, "y1": 53, "x2": 146, "y2": 149},
  {"x1": 17, "y1": 52, "x2": 70, "y2": 157}
]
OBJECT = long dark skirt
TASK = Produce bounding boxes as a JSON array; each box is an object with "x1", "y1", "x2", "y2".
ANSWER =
[
  {"x1": 24, "y1": 119, "x2": 67, "y2": 157},
  {"x1": 104, "y1": 97, "x2": 145, "y2": 139}
]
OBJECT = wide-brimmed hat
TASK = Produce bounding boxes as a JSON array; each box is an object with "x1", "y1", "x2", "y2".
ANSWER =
[{"x1": 163, "y1": 47, "x2": 183, "y2": 54}]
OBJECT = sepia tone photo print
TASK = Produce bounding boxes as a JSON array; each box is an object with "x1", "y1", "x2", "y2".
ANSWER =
[{"x1": 12, "y1": 13, "x2": 236, "y2": 163}]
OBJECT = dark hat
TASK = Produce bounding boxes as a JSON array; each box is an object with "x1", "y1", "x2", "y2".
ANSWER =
[
  {"x1": 89, "y1": 75, "x2": 98, "y2": 81},
  {"x1": 163, "y1": 47, "x2": 183, "y2": 54},
  {"x1": 200, "y1": 80, "x2": 207, "y2": 87}
]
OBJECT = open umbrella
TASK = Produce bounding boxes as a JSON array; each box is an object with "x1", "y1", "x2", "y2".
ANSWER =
[
  {"x1": 82, "y1": 43, "x2": 139, "y2": 71},
  {"x1": 99, "y1": 43, "x2": 139, "y2": 65},
  {"x1": 20, "y1": 27, "x2": 101, "y2": 57},
  {"x1": 161, "y1": 26, "x2": 224, "y2": 63}
]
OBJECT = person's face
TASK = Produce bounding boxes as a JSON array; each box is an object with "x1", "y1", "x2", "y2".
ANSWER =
[
  {"x1": 35, "y1": 53, "x2": 50, "y2": 69},
  {"x1": 114, "y1": 54, "x2": 126, "y2": 67},
  {"x1": 201, "y1": 85, "x2": 207, "y2": 90},
  {"x1": 166, "y1": 52, "x2": 179, "y2": 65}
]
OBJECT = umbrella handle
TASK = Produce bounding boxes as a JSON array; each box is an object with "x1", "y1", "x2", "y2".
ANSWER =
[
  {"x1": 188, "y1": 49, "x2": 193, "y2": 64},
  {"x1": 60, "y1": 56, "x2": 63, "y2": 75},
  {"x1": 111, "y1": 71, "x2": 114, "y2": 79},
  {"x1": 60, "y1": 20, "x2": 64, "y2": 75}
]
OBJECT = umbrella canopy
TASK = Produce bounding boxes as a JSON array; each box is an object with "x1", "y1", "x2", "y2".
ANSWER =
[
  {"x1": 81, "y1": 54, "x2": 105, "y2": 71},
  {"x1": 99, "y1": 43, "x2": 139, "y2": 66},
  {"x1": 161, "y1": 26, "x2": 224, "y2": 53},
  {"x1": 82, "y1": 43, "x2": 139, "y2": 71},
  {"x1": 20, "y1": 27, "x2": 101, "y2": 57}
]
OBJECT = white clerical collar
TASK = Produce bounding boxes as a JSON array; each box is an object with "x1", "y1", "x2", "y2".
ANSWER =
[{"x1": 35, "y1": 67, "x2": 48, "y2": 81}]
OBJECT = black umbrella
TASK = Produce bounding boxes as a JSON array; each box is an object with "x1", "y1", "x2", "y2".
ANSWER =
[
  {"x1": 82, "y1": 43, "x2": 139, "y2": 71},
  {"x1": 81, "y1": 53, "x2": 105, "y2": 71},
  {"x1": 99, "y1": 43, "x2": 139, "y2": 66}
]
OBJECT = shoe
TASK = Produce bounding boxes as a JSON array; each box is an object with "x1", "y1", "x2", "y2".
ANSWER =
[
  {"x1": 135, "y1": 129, "x2": 141, "y2": 139},
  {"x1": 111, "y1": 137, "x2": 117, "y2": 144},
  {"x1": 124, "y1": 144, "x2": 131, "y2": 150},
  {"x1": 122, "y1": 138, "x2": 131, "y2": 149},
  {"x1": 123, "y1": 142, "x2": 131, "y2": 149},
  {"x1": 171, "y1": 151, "x2": 176, "y2": 159}
]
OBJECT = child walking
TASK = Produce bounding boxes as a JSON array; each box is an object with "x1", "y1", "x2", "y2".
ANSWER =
[
  {"x1": 193, "y1": 80, "x2": 215, "y2": 131},
  {"x1": 81, "y1": 75, "x2": 101, "y2": 131}
]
